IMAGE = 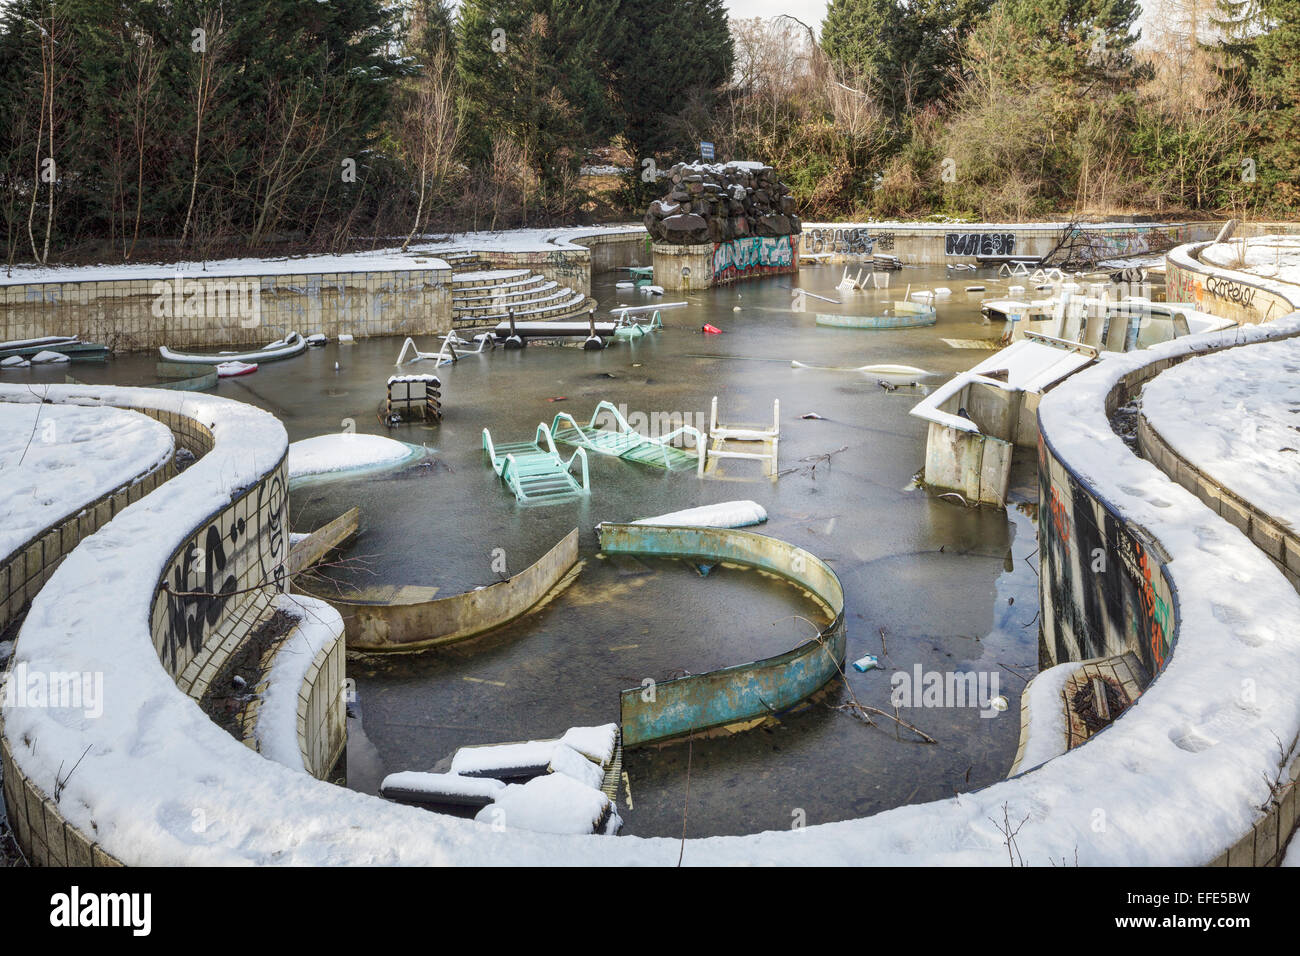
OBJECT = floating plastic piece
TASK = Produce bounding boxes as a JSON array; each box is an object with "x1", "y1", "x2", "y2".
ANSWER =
[
  {"x1": 853, "y1": 655, "x2": 880, "y2": 673},
  {"x1": 160, "y1": 331, "x2": 305, "y2": 365},
  {"x1": 801, "y1": 412, "x2": 827, "y2": 420},
  {"x1": 630, "y1": 500, "x2": 767, "y2": 529},
  {"x1": 702, "y1": 324, "x2": 722, "y2": 334},
  {"x1": 216, "y1": 361, "x2": 258, "y2": 378}
]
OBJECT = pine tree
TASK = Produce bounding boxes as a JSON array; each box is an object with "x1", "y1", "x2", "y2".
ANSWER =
[
  {"x1": 456, "y1": 0, "x2": 620, "y2": 199},
  {"x1": 822, "y1": 0, "x2": 993, "y2": 113},
  {"x1": 608, "y1": 0, "x2": 734, "y2": 167}
]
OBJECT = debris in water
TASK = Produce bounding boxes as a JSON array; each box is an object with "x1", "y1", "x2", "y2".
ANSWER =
[
  {"x1": 702, "y1": 324, "x2": 722, "y2": 334},
  {"x1": 801, "y1": 412, "x2": 827, "y2": 420},
  {"x1": 852, "y1": 655, "x2": 880, "y2": 673}
]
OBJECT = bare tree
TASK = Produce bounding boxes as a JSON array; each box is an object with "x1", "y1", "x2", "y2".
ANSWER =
[
  {"x1": 19, "y1": 1, "x2": 66, "y2": 264},
  {"x1": 122, "y1": 27, "x2": 161, "y2": 259},
  {"x1": 399, "y1": 42, "x2": 460, "y2": 251},
  {"x1": 180, "y1": 10, "x2": 226, "y2": 248}
]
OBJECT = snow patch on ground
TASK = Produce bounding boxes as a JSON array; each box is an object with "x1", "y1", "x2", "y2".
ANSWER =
[
  {"x1": 1142, "y1": 335, "x2": 1300, "y2": 535},
  {"x1": 0, "y1": 401, "x2": 174, "y2": 563},
  {"x1": 1199, "y1": 236, "x2": 1300, "y2": 288}
]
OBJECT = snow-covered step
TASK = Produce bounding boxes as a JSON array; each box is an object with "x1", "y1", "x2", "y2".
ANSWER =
[
  {"x1": 453, "y1": 280, "x2": 561, "y2": 308},
  {"x1": 469, "y1": 293, "x2": 591, "y2": 324},
  {"x1": 452, "y1": 275, "x2": 551, "y2": 298},
  {"x1": 453, "y1": 286, "x2": 580, "y2": 318},
  {"x1": 451, "y1": 268, "x2": 531, "y2": 288}
]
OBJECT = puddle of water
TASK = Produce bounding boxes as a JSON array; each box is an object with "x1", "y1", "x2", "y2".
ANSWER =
[{"x1": 26, "y1": 263, "x2": 1043, "y2": 837}]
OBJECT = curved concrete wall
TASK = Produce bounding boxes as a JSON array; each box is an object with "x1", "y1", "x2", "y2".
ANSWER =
[
  {"x1": 598, "y1": 523, "x2": 845, "y2": 747},
  {"x1": 301, "y1": 528, "x2": 580, "y2": 651},
  {"x1": 1166, "y1": 240, "x2": 1300, "y2": 325},
  {"x1": 0, "y1": 434, "x2": 175, "y2": 635},
  {"x1": 0, "y1": 385, "x2": 344, "y2": 865}
]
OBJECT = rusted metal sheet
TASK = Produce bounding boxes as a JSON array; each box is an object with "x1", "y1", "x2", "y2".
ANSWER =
[
  {"x1": 599, "y1": 523, "x2": 846, "y2": 747},
  {"x1": 299, "y1": 527, "x2": 580, "y2": 651}
]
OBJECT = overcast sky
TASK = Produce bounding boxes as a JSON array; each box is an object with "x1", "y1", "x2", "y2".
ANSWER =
[
  {"x1": 725, "y1": 0, "x2": 830, "y2": 29},
  {"x1": 723, "y1": 1, "x2": 1156, "y2": 38}
]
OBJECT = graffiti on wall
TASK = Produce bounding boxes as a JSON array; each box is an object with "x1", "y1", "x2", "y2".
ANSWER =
[
  {"x1": 1071, "y1": 225, "x2": 1186, "y2": 262},
  {"x1": 712, "y1": 235, "x2": 798, "y2": 281},
  {"x1": 161, "y1": 469, "x2": 288, "y2": 676},
  {"x1": 1166, "y1": 264, "x2": 1200, "y2": 305},
  {"x1": 945, "y1": 233, "x2": 1016, "y2": 257},
  {"x1": 1038, "y1": 435, "x2": 1173, "y2": 676},
  {"x1": 804, "y1": 227, "x2": 874, "y2": 255},
  {"x1": 1204, "y1": 275, "x2": 1258, "y2": 309}
]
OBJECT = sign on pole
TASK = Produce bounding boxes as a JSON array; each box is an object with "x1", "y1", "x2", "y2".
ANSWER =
[{"x1": 700, "y1": 142, "x2": 715, "y2": 162}]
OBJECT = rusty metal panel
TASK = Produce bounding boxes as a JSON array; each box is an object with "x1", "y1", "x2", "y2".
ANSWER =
[{"x1": 599, "y1": 523, "x2": 846, "y2": 747}]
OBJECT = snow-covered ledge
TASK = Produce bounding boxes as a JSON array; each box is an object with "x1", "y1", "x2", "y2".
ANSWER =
[
  {"x1": 4, "y1": 338, "x2": 1300, "y2": 862},
  {"x1": 1167, "y1": 240, "x2": 1300, "y2": 325}
]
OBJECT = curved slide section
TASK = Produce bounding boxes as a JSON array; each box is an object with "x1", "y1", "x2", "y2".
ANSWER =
[{"x1": 598, "y1": 523, "x2": 845, "y2": 747}]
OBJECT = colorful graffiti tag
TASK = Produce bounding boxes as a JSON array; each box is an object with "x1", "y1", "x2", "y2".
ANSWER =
[
  {"x1": 712, "y1": 235, "x2": 799, "y2": 283},
  {"x1": 1038, "y1": 433, "x2": 1173, "y2": 676},
  {"x1": 1071, "y1": 225, "x2": 1187, "y2": 262}
]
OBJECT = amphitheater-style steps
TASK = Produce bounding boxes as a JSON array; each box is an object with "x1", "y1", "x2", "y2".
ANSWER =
[{"x1": 450, "y1": 268, "x2": 592, "y2": 328}]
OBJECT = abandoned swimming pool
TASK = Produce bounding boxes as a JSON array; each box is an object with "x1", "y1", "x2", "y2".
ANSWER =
[{"x1": 11, "y1": 264, "x2": 1044, "y2": 838}]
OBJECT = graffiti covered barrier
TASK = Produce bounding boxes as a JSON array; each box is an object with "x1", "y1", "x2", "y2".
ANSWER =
[
  {"x1": 711, "y1": 235, "x2": 799, "y2": 284},
  {"x1": 1038, "y1": 431, "x2": 1173, "y2": 676}
]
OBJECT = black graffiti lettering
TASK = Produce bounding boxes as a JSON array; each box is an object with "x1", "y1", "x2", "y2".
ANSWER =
[
  {"x1": 1204, "y1": 275, "x2": 1257, "y2": 308},
  {"x1": 944, "y1": 232, "x2": 1015, "y2": 256}
]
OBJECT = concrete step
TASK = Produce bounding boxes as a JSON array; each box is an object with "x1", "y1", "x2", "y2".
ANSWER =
[{"x1": 453, "y1": 286, "x2": 578, "y2": 318}]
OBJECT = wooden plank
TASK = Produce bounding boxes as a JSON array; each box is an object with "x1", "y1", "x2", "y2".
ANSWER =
[{"x1": 289, "y1": 507, "x2": 360, "y2": 576}]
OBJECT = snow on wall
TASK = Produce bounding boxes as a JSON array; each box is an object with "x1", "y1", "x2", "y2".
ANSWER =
[
  {"x1": 1167, "y1": 241, "x2": 1300, "y2": 323},
  {"x1": 5, "y1": 318, "x2": 1300, "y2": 863},
  {"x1": 0, "y1": 402, "x2": 174, "y2": 565},
  {"x1": 1141, "y1": 334, "x2": 1300, "y2": 538}
]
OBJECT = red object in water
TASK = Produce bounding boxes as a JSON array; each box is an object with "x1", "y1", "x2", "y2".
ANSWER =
[
  {"x1": 702, "y1": 324, "x2": 722, "y2": 335},
  {"x1": 546, "y1": 396, "x2": 568, "y2": 403}
]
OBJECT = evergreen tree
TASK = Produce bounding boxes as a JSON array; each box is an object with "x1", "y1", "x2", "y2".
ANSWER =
[
  {"x1": 1245, "y1": 0, "x2": 1300, "y2": 207},
  {"x1": 456, "y1": 0, "x2": 620, "y2": 198},
  {"x1": 822, "y1": 0, "x2": 993, "y2": 113},
  {"x1": 609, "y1": 0, "x2": 733, "y2": 167}
]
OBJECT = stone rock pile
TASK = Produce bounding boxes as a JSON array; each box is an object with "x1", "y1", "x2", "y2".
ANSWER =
[{"x1": 644, "y1": 161, "x2": 800, "y2": 245}]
